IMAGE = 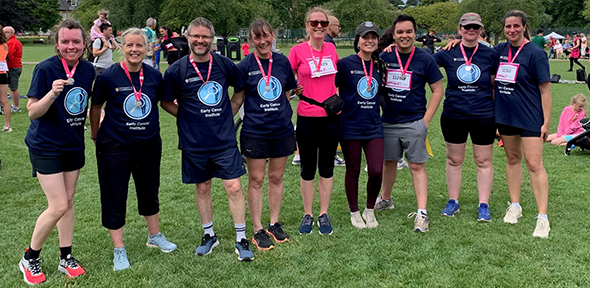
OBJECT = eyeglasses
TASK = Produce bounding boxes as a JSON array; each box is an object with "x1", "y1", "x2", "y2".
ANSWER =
[
  {"x1": 308, "y1": 20, "x2": 329, "y2": 28},
  {"x1": 462, "y1": 24, "x2": 482, "y2": 31},
  {"x1": 188, "y1": 34, "x2": 212, "y2": 40}
]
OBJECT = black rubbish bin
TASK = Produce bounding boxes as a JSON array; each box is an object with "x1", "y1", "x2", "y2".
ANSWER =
[
  {"x1": 226, "y1": 37, "x2": 241, "y2": 61},
  {"x1": 215, "y1": 37, "x2": 226, "y2": 56}
]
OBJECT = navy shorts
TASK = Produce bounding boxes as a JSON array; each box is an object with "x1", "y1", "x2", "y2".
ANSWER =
[
  {"x1": 182, "y1": 146, "x2": 246, "y2": 184},
  {"x1": 29, "y1": 150, "x2": 85, "y2": 176},
  {"x1": 497, "y1": 123, "x2": 541, "y2": 138},
  {"x1": 440, "y1": 116, "x2": 496, "y2": 145},
  {"x1": 240, "y1": 133, "x2": 296, "y2": 159}
]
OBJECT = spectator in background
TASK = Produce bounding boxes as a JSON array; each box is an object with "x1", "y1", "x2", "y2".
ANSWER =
[
  {"x1": 567, "y1": 31, "x2": 584, "y2": 72},
  {"x1": 90, "y1": 10, "x2": 111, "y2": 41},
  {"x1": 478, "y1": 29, "x2": 493, "y2": 48},
  {"x1": 418, "y1": 29, "x2": 440, "y2": 54},
  {"x1": 3, "y1": 26, "x2": 24, "y2": 113},
  {"x1": 531, "y1": 29, "x2": 547, "y2": 57},
  {"x1": 141, "y1": 18, "x2": 157, "y2": 67},
  {"x1": 546, "y1": 94, "x2": 586, "y2": 146},
  {"x1": 581, "y1": 33, "x2": 587, "y2": 58},
  {"x1": 0, "y1": 25, "x2": 10, "y2": 131},
  {"x1": 92, "y1": 23, "x2": 116, "y2": 76},
  {"x1": 555, "y1": 40, "x2": 564, "y2": 59},
  {"x1": 548, "y1": 36, "x2": 556, "y2": 59},
  {"x1": 241, "y1": 41, "x2": 250, "y2": 56},
  {"x1": 324, "y1": 16, "x2": 341, "y2": 46}
]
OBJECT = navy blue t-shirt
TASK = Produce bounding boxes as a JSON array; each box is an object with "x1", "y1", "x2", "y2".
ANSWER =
[
  {"x1": 163, "y1": 54, "x2": 238, "y2": 152},
  {"x1": 433, "y1": 44, "x2": 498, "y2": 119},
  {"x1": 92, "y1": 63, "x2": 162, "y2": 145},
  {"x1": 25, "y1": 56, "x2": 95, "y2": 155},
  {"x1": 494, "y1": 42, "x2": 551, "y2": 133},
  {"x1": 335, "y1": 54, "x2": 383, "y2": 140},
  {"x1": 235, "y1": 52, "x2": 297, "y2": 139},
  {"x1": 380, "y1": 48, "x2": 443, "y2": 124}
]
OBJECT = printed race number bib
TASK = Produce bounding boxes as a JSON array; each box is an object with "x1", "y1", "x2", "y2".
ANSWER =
[
  {"x1": 309, "y1": 58, "x2": 337, "y2": 78},
  {"x1": 385, "y1": 69, "x2": 412, "y2": 91},
  {"x1": 495, "y1": 63, "x2": 519, "y2": 83},
  {"x1": 0, "y1": 61, "x2": 7, "y2": 72}
]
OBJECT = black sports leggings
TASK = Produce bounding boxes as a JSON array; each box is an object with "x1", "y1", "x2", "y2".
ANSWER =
[
  {"x1": 296, "y1": 115, "x2": 341, "y2": 180},
  {"x1": 341, "y1": 138, "x2": 384, "y2": 211},
  {"x1": 570, "y1": 57, "x2": 584, "y2": 70}
]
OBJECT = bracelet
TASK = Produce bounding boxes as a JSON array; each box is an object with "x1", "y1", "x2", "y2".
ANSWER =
[{"x1": 51, "y1": 93, "x2": 58, "y2": 99}]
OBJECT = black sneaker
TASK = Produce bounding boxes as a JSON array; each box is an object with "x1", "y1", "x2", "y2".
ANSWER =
[
  {"x1": 267, "y1": 222, "x2": 290, "y2": 243},
  {"x1": 252, "y1": 229, "x2": 274, "y2": 251},
  {"x1": 317, "y1": 213, "x2": 333, "y2": 235}
]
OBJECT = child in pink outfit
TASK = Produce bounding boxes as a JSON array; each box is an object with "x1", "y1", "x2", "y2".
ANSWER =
[
  {"x1": 547, "y1": 93, "x2": 587, "y2": 145},
  {"x1": 91, "y1": 10, "x2": 111, "y2": 41}
]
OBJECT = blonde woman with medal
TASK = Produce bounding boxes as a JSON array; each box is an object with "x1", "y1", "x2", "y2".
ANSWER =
[
  {"x1": 288, "y1": 7, "x2": 340, "y2": 235},
  {"x1": 90, "y1": 28, "x2": 177, "y2": 271},
  {"x1": 495, "y1": 11, "x2": 552, "y2": 238},
  {"x1": 432, "y1": 13, "x2": 499, "y2": 222},
  {"x1": 376, "y1": 15, "x2": 444, "y2": 232},
  {"x1": 231, "y1": 19, "x2": 297, "y2": 250},
  {"x1": 335, "y1": 22, "x2": 383, "y2": 229},
  {"x1": 19, "y1": 19, "x2": 94, "y2": 285}
]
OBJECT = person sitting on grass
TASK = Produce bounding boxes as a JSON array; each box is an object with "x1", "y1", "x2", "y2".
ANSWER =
[{"x1": 546, "y1": 93, "x2": 587, "y2": 146}]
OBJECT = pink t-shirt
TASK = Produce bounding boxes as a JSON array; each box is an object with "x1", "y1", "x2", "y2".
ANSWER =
[
  {"x1": 289, "y1": 41, "x2": 339, "y2": 117},
  {"x1": 557, "y1": 105, "x2": 586, "y2": 136},
  {"x1": 91, "y1": 19, "x2": 111, "y2": 41},
  {"x1": 241, "y1": 43, "x2": 250, "y2": 56}
]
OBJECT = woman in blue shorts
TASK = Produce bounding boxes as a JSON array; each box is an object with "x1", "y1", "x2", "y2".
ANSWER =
[
  {"x1": 19, "y1": 19, "x2": 93, "y2": 285},
  {"x1": 90, "y1": 28, "x2": 177, "y2": 271},
  {"x1": 231, "y1": 19, "x2": 297, "y2": 250}
]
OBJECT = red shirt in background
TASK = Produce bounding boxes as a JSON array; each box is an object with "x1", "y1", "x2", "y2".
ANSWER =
[
  {"x1": 241, "y1": 42, "x2": 250, "y2": 56},
  {"x1": 6, "y1": 35, "x2": 22, "y2": 69}
]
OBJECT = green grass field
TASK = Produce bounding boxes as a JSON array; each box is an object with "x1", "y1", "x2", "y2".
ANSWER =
[{"x1": 1, "y1": 43, "x2": 590, "y2": 287}]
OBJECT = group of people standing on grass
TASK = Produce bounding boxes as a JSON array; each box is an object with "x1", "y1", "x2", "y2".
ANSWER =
[{"x1": 17, "y1": 7, "x2": 552, "y2": 286}]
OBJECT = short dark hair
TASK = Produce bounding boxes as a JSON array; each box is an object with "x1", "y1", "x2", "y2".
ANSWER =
[
  {"x1": 536, "y1": 29, "x2": 543, "y2": 35},
  {"x1": 53, "y1": 19, "x2": 88, "y2": 58},
  {"x1": 392, "y1": 15, "x2": 417, "y2": 32},
  {"x1": 99, "y1": 23, "x2": 111, "y2": 33}
]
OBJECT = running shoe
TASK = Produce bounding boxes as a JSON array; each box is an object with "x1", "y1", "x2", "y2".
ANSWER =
[
  {"x1": 374, "y1": 196, "x2": 395, "y2": 210},
  {"x1": 113, "y1": 248, "x2": 130, "y2": 271},
  {"x1": 11, "y1": 105, "x2": 22, "y2": 113},
  {"x1": 252, "y1": 229, "x2": 274, "y2": 251},
  {"x1": 19, "y1": 255, "x2": 46, "y2": 285},
  {"x1": 292, "y1": 154, "x2": 301, "y2": 165},
  {"x1": 195, "y1": 234, "x2": 219, "y2": 256},
  {"x1": 58, "y1": 254, "x2": 85, "y2": 278},
  {"x1": 408, "y1": 212, "x2": 429, "y2": 232},
  {"x1": 2, "y1": 126, "x2": 12, "y2": 132},
  {"x1": 397, "y1": 159, "x2": 409, "y2": 170},
  {"x1": 350, "y1": 211, "x2": 366, "y2": 229},
  {"x1": 334, "y1": 155, "x2": 345, "y2": 166},
  {"x1": 532, "y1": 217, "x2": 551, "y2": 238},
  {"x1": 503, "y1": 202, "x2": 522, "y2": 224},
  {"x1": 299, "y1": 214, "x2": 313, "y2": 234},
  {"x1": 478, "y1": 203, "x2": 491, "y2": 222},
  {"x1": 267, "y1": 222, "x2": 290, "y2": 243},
  {"x1": 146, "y1": 232, "x2": 178, "y2": 253},
  {"x1": 362, "y1": 208, "x2": 379, "y2": 228},
  {"x1": 235, "y1": 239, "x2": 254, "y2": 261},
  {"x1": 441, "y1": 200, "x2": 460, "y2": 216},
  {"x1": 317, "y1": 213, "x2": 333, "y2": 235}
]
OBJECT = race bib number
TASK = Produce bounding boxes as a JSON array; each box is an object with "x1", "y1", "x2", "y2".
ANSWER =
[
  {"x1": 495, "y1": 63, "x2": 519, "y2": 83},
  {"x1": 309, "y1": 58, "x2": 337, "y2": 78},
  {"x1": 0, "y1": 61, "x2": 7, "y2": 72},
  {"x1": 385, "y1": 69, "x2": 412, "y2": 91}
]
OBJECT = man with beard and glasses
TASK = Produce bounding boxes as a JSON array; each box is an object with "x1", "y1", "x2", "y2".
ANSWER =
[{"x1": 161, "y1": 17, "x2": 254, "y2": 261}]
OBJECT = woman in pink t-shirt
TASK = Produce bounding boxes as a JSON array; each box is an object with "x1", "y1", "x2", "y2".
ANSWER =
[
  {"x1": 288, "y1": 7, "x2": 340, "y2": 235},
  {"x1": 547, "y1": 93, "x2": 586, "y2": 145}
]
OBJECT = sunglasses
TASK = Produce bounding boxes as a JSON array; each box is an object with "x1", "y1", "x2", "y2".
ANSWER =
[
  {"x1": 462, "y1": 24, "x2": 482, "y2": 30},
  {"x1": 308, "y1": 20, "x2": 329, "y2": 28}
]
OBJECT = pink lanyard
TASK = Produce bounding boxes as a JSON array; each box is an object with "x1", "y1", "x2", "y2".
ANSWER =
[
  {"x1": 507, "y1": 40, "x2": 528, "y2": 63},
  {"x1": 189, "y1": 53, "x2": 213, "y2": 83},
  {"x1": 395, "y1": 46, "x2": 415, "y2": 79},
  {"x1": 254, "y1": 52, "x2": 273, "y2": 89},
  {"x1": 61, "y1": 58, "x2": 78, "y2": 84},
  {"x1": 460, "y1": 43, "x2": 479, "y2": 70},
  {"x1": 357, "y1": 53, "x2": 374, "y2": 90},
  {"x1": 308, "y1": 42, "x2": 324, "y2": 76},
  {"x1": 121, "y1": 61, "x2": 144, "y2": 105}
]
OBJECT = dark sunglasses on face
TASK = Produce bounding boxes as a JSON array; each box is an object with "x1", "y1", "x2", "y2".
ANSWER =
[
  {"x1": 308, "y1": 20, "x2": 329, "y2": 28},
  {"x1": 462, "y1": 24, "x2": 482, "y2": 30}
]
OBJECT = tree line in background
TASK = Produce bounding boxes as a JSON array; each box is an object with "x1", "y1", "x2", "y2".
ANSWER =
[{"x1": 3, "y1": 0, "x2": 590, "y2": 40}]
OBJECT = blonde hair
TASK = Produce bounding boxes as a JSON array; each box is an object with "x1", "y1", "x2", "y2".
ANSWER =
[
  {"x1": 304, "y1": 7, "x2": 329, "y2": 23},
  {"x1": 571, "y1": 93, "x2": 587, "y2": 105},
  {"x1": 97, "y1": 9, "x2": 109, "y2": 17}
]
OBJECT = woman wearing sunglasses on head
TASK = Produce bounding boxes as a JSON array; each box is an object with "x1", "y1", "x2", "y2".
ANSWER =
[
  {"x1": 336, "y1": 21, "x2": 384, "y2": 229},
  {"x1": 288, "y1": 7, "x2": 340, "y2": 235},
  {"x1": 19, "y1": 19, "x2": 94, "y2": 285},
  {"x1": 432, "y1": 13, "x2": 499, "y2": 222},
  {"x1": 90, "y1": 28, "x2": 177, "y2": 271}
]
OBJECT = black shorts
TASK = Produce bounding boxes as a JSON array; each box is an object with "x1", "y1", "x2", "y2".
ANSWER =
[
  {"x1": 440, "y1": 116, "x2": 496, "y2": 145},
  {"x1": 29, "y1": 150, "x2": 85, "y2": 177},
  {"x1": 497, "y1": 123, "x2": 541, "y2": 137},
  {"x1": 0, "y1": 73, "x2": 7, "y2": 85},
  {"x1": 96, "y1": 135, "x2": 162, "y2": 230},
  {"x1": 240, "y1": 133, "x2": 296, "y2": 159},
  {"x1": 182, "y1": 146, "x2": 246, "y2": 184}
]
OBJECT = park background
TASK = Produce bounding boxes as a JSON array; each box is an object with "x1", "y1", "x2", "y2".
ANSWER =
[{"x1": 3, "y1": 0, "x2": 590, "y2": 287}]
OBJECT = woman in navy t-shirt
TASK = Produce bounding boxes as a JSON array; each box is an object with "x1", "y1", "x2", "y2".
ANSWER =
[
  {"x1": 231, "y1": 19, "x2": 297, "y2": 250},
  {"x1": 495, "y1": 11, "x2": 552, "y2": 238},
  {"x1": 335, "y1": 21, "x2": 383, "y2": 229},
  {"x1": 90, "y1": 28, "x2": 177, "y2": 271},
  {"x1": 19, "y1": 19, "x2": 93, "y2": 285},
  {"x1": 433, "y1": 13, "x2": 499, "y2": 222}
]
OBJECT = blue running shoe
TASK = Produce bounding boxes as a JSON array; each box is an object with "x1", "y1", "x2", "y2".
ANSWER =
[
  {"x1": 317, "y1": 214, "x2": 333, "y2": 235},
  {"x1": 235, "y1": 239, "x2": 254, "y2": 261},
  {"x1": 299, "y1": 214, "x2": 313, "y2": 234},
  {"x1": 146, "y1": 232, "x2": 177, "y2": 252},
  {"x1": 195, "y1": 234, "x2": 219, "y2": 256},
  {"x1": 113, "y1": 248, "x2": 130, "y2": 271},
  {"x1": 441, "y1": 200, "x2": 460, "y2": 216},
  {"x1": 478, "y1": 203, "x2": 491, "y2": 222}
]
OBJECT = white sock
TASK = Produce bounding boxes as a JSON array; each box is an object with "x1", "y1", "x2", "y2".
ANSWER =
[
  {"x1": 202, "y1": 221, "x2": 214, "y2": 236},
  {"x1": 511, "y1": 203, "x2": 521, "y2": 209},
  {"x1": 450, "y1": 199, "x2": 459, "y2": 204},
  {"x1": 537, "y1": 213, "x2": 548, "y2": 220},
  {"x1": 235, "y1": 223, "x2": 246, "y2": 242},
  {"x1": 418, "y1": 209, "x2": 427, "y2": 215}
]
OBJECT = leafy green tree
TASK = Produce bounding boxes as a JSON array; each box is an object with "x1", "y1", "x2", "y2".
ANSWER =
[
  {"x1": 0, "y1": 0, "x2": 59, "y2": 33},
  {"x1": 72, "y1": 0, "x2": 106, "y2": 31},
  {"x1": 420, "y1": 0, "x2": 449, "y2": 5},
  {"x1": 546, "y1": 0, "x2": 588, "y2": 27},
  {"x1": 325, "y1": 0, "x2": 396, "y2": 31},
  {"x1": 405, "y1": 0, "x2": 419, "y2": 6},
  {"x1": 30, "y1": 0, "x2": 61, "y2": 32},
  {"x1": 404, "y1": 1, "x2": 459, "y2": 31}
]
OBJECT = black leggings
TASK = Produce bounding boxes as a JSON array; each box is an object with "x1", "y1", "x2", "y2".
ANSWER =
[
  {"x1": 570, "y1": 57, "x2": 584, "y2": 70},
  {"x1": 296, "y1": 115, "x2": 341, "y2": 180},
  {"x1": 341, "y1": 138, "x2": 384, "y2": 211}
]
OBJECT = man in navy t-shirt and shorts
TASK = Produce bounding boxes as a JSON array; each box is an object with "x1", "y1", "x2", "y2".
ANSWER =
[
  {"x1": 375, "y1": 15, "x2": 444, "y2": 232},
  {"x1": 162, "y1": 17, "x2": 254, "y2": 261}
]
